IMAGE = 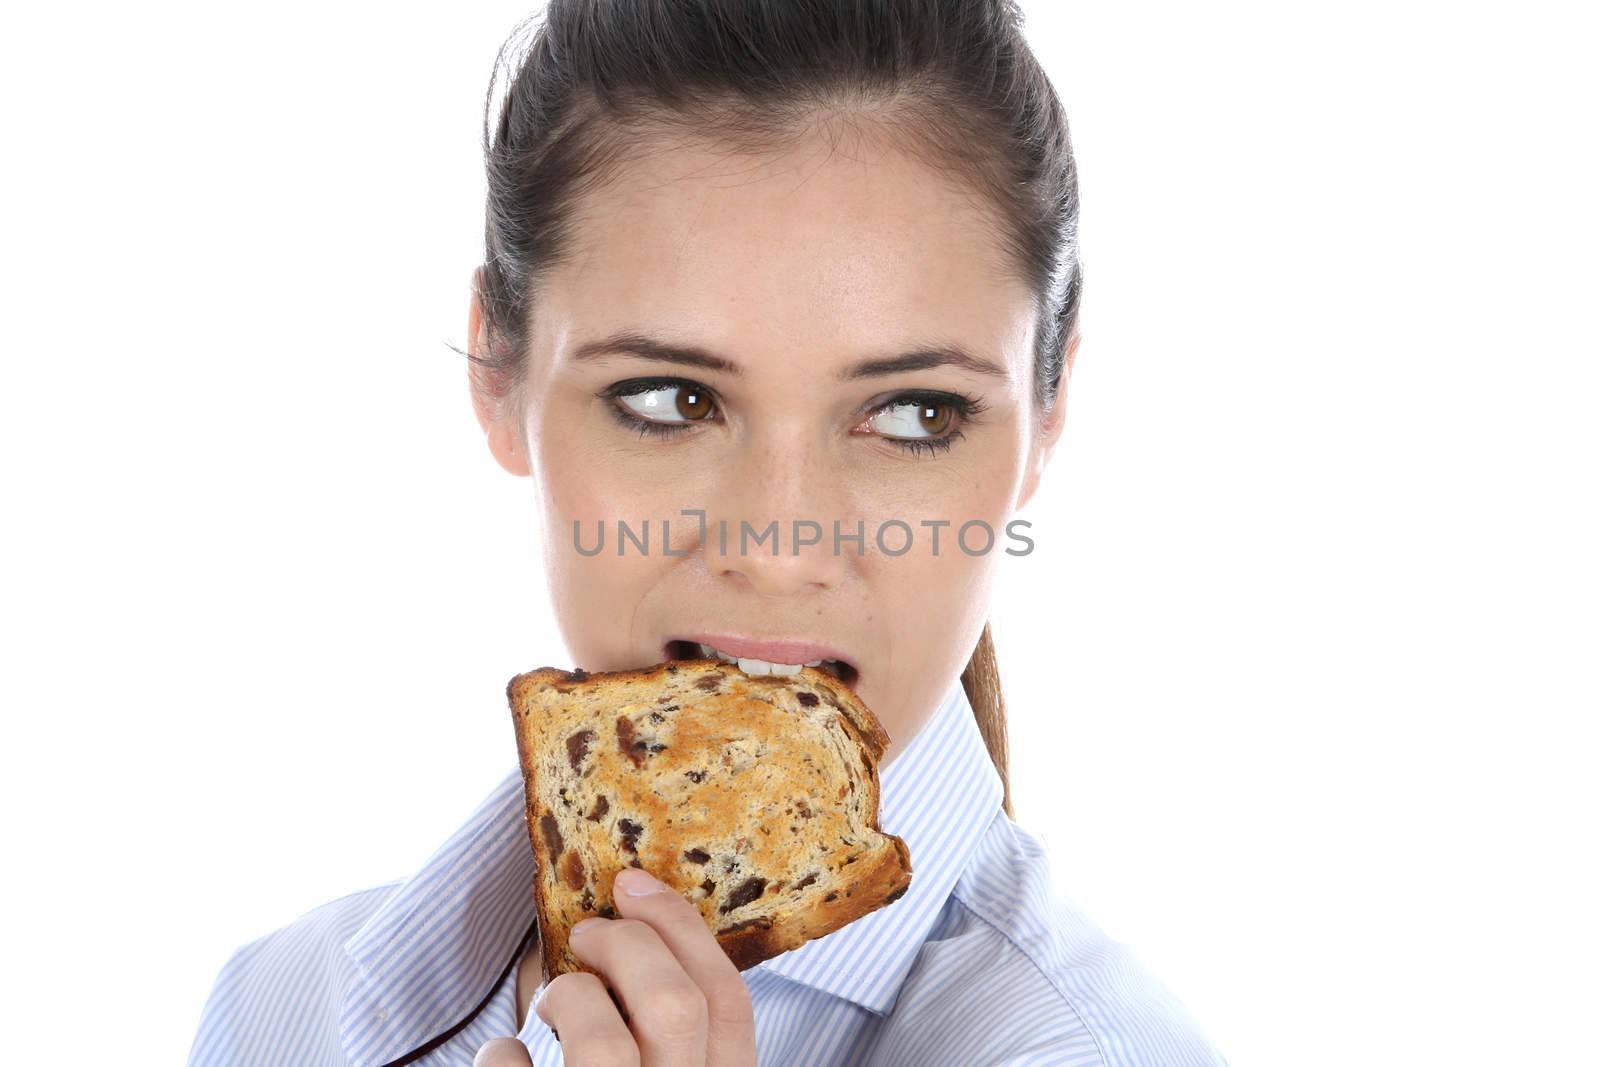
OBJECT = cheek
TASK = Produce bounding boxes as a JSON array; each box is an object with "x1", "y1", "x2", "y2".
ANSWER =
[
  {"x1": 849, "y1": 438, "x2": 1024, "y2": 551},
  {"x1": 864, "y1": 506, "x2": 1006, "y2": 624},
  {"x1": 852, "y1": 438, "x2": 1020, "y2": 665},
  {"x1": 535, "y1": 430, "x2": 678, "y2": 661}
]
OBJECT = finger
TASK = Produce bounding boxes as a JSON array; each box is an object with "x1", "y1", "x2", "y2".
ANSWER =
[
  {"x1": 534, "y1": 970, "x2": 642, "y2": 1067},
  {"x1": 566, "y1": 904, "x2": 709, "y2": 1066},
  {"x1": 608, "y1": 866, "x2": 758, "y2": 1067},
  {"x1": 473, "y1": 1037, "x2": 534, "y2": 1067}
]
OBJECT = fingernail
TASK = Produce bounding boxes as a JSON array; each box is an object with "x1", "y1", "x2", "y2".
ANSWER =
[
  {"x1": 617, "y1": 867, "x2": 668, "y2": 896},
  {"x1": 571, "y1": 916, "x2": 605, "y2": 936}
]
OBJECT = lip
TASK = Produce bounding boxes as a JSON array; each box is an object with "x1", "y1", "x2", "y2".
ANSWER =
[{"x1": 663, "y1": 633, "x2": 861, "y2": 687}]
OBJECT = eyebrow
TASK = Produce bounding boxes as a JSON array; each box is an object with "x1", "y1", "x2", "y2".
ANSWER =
[{"x1": 571, "y1": 331, "x2": 1009, "y2": 381}]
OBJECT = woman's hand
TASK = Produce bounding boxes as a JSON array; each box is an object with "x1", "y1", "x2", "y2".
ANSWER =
[{"x1": 474, "y1": 865, "x2": 758, "y2": 1066}]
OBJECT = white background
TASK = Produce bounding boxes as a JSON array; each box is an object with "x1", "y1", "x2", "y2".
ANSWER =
[{"x1": 2, "y1": 2, "x2": 1595, "y2": 1064}]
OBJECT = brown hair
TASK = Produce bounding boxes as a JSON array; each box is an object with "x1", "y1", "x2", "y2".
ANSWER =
[
  {"x1": 962, "y1": 622, "x2": 1014, "y2": 818},
  {"x1": 467, "y1": 0, "x2": 1082, "y2": 819}
]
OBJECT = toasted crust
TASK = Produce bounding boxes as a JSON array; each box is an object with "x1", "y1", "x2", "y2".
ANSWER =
[{"x1": 506, "y1": 658, "x2": 913, "y2": 981}]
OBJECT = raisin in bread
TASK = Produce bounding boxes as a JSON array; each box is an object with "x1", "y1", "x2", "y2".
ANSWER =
[{"x1": 506, "y1": 658, "x2": 913, "y2": 981}]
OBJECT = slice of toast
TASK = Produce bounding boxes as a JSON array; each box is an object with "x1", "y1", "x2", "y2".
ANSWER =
[{"x1": 506, "y1": 658, "x2": 913, "y2": 981}]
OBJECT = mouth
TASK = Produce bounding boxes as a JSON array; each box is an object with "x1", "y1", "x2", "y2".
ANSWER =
[{"x1": 663, "y1": 637, "x2": 861, "y2": 692}]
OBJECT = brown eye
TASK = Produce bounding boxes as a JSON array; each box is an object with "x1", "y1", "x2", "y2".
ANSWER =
[
  {"x1": 676, "y1": 387, "x2": 712, "y2": 420},
  {"x1": 615, "y1": 382, "x2": 717, "y2": 424},
  {"x1": 867, "y1": 398, "x2": 957, "y2": 441},
  {"x1": 916, "y1": 402, "x2": 952, "y2": 435}
]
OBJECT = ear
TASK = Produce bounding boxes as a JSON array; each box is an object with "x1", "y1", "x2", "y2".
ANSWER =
[
  {"x1": 1016, "y1": 331, "x2": 1080, "y2": 511},
  {"x1": 468, "y1": 267, "x2": 531, "y2": 478}
]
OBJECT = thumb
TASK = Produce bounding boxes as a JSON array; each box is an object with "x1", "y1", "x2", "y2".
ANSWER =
[{"x1": 473, "y1": 1037, "x2": 535, "y2": 1066}]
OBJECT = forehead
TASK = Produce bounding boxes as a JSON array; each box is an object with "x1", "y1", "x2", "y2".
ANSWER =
[{"x1": 535, "y1": 124, "x2": 1036, "y2": 369}]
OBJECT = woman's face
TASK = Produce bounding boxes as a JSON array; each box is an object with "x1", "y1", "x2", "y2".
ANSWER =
[{"x1": 471, "y1": 123, "x2": 1072, "y2": 764}]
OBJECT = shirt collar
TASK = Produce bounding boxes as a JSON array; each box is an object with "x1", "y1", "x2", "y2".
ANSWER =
[
  {"x1": 339, "y1": 768, "x2": 536, "y2": 1067},
  {"x1": 340, "y1": 675, "x2": 1002, "y2": 1064}
]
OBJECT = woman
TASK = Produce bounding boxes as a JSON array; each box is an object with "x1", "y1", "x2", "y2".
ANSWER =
[{"x1": 190, "y1": 1, "x2": 1228, "y2": 1064}]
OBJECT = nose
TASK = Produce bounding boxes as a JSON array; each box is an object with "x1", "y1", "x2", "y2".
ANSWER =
[{"x1": 699, "y1": 434, "x2": 850, "y2": 597}]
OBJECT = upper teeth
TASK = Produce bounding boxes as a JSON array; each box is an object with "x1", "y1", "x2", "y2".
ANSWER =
[{"x1": 696, "y1": 642, "x2": 823, "y2": 677}]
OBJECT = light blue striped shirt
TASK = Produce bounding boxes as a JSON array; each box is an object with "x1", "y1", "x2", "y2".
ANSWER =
[{"x1": 189, "y1": 677, "x2": 1229, "y2": 1066}]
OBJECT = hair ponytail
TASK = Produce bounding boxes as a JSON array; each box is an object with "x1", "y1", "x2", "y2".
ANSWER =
[{"x1": 961, "y1": 621, "x2": 1013, "y2": 819}]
